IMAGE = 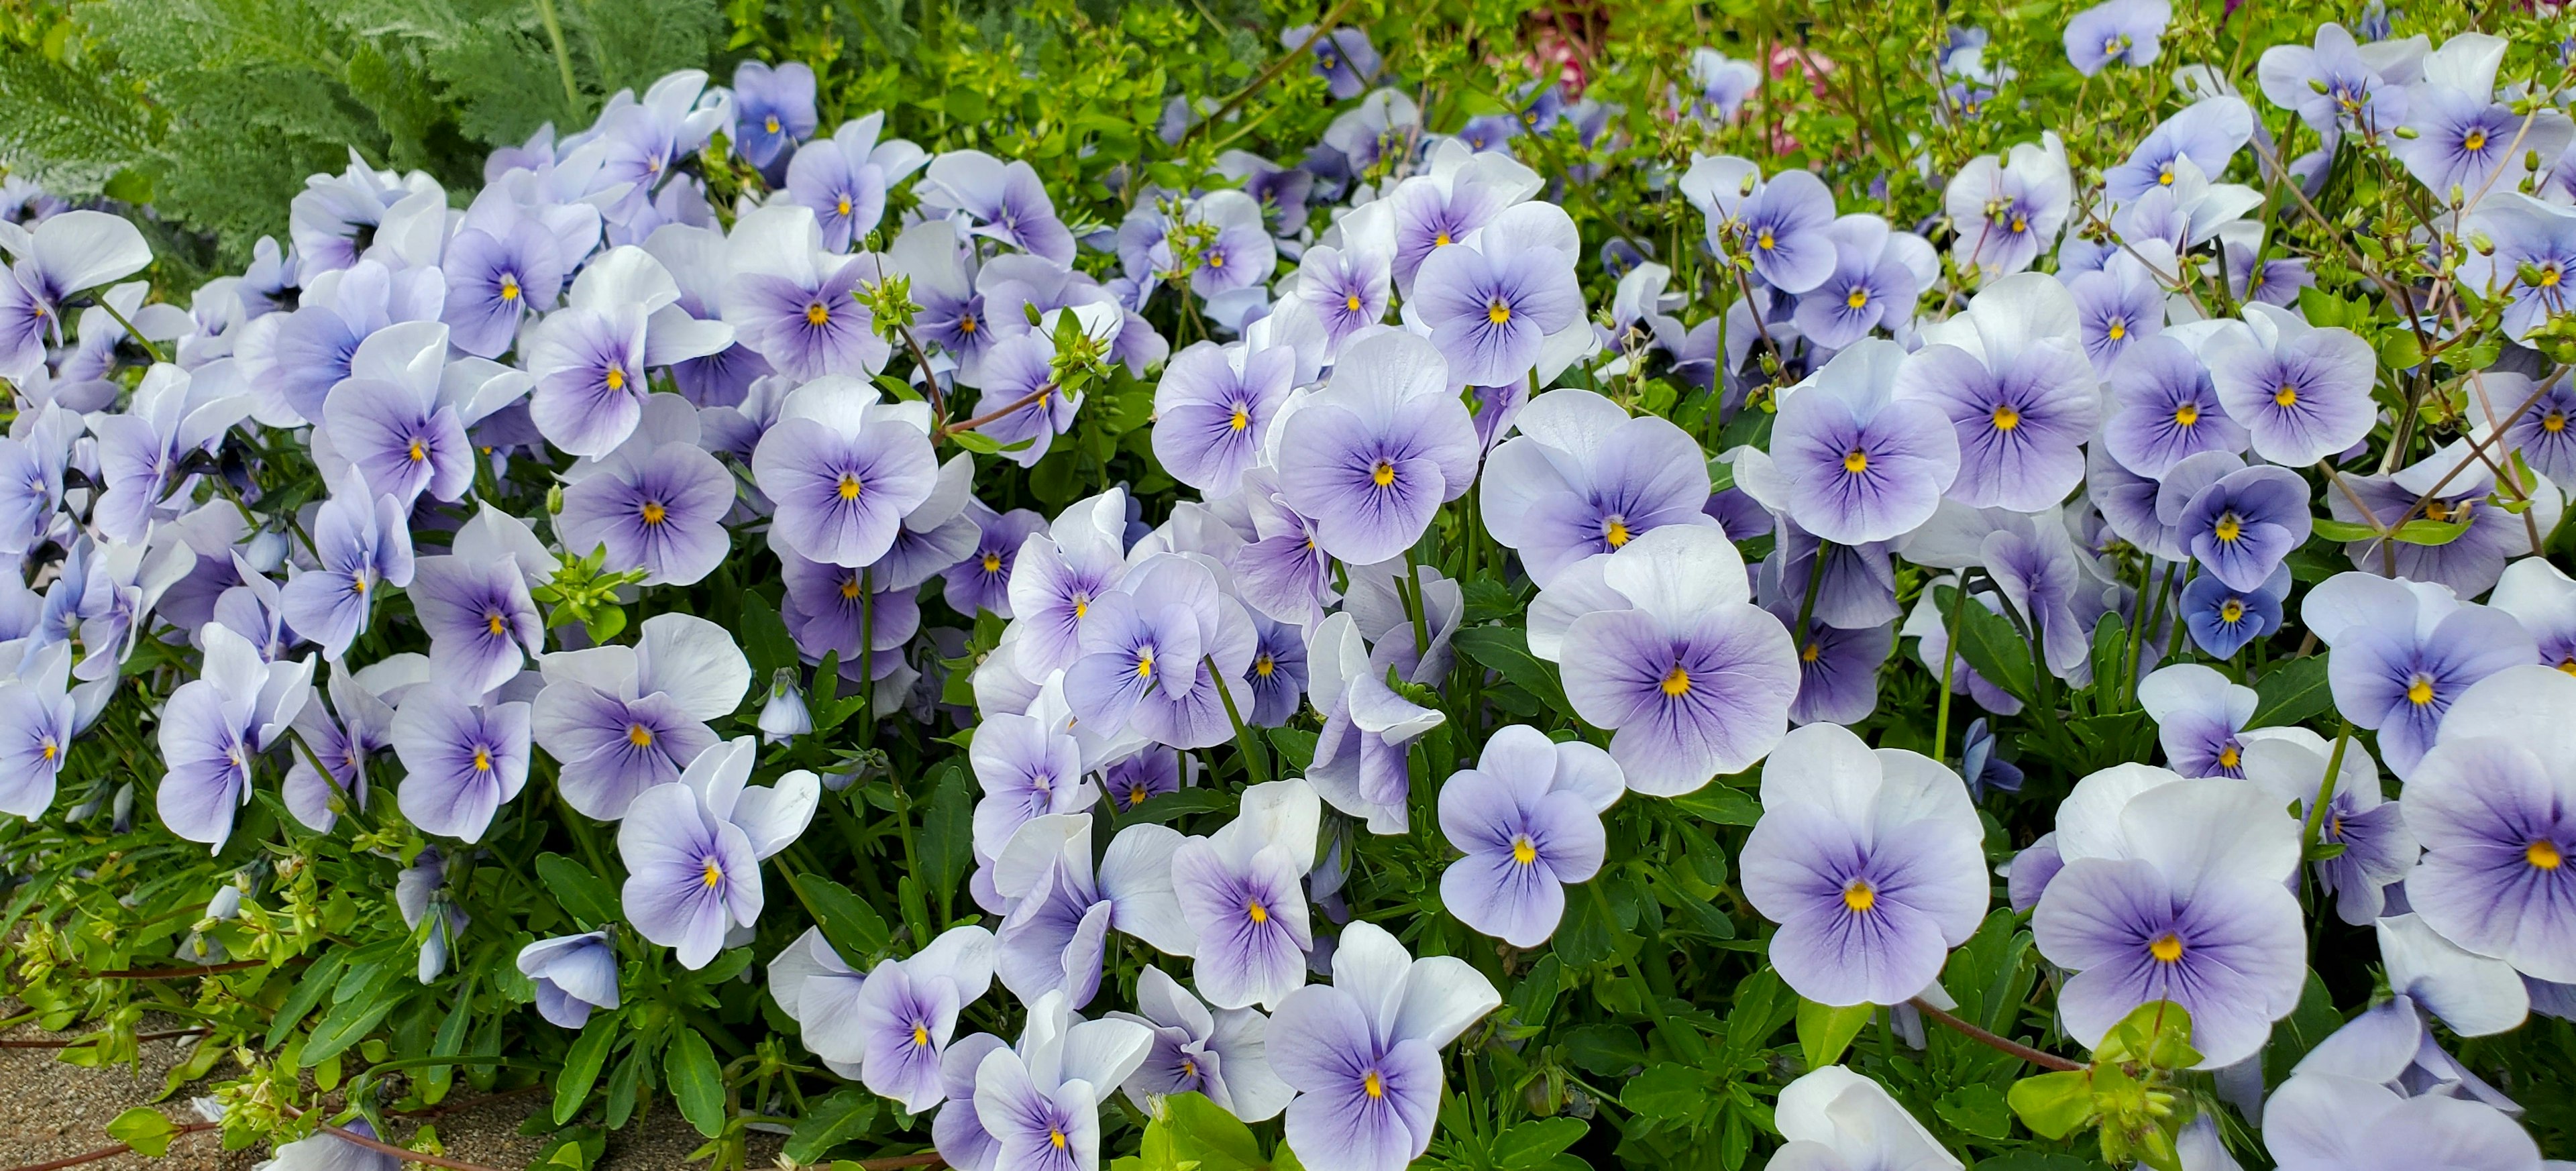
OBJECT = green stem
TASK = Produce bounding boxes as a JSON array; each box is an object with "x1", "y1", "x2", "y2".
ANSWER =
[
  {"x1": 1205, "y1": 655, "x2": 1268, "y2": 786},
  {"x1": 1932, "y1": 577, "x2": 1970, "y2": 763},
  {"x1": 1792, "y1": 538, "x2": 1831, "y2": 656},
  {"x1": 2299, "y1": 720, "x2": 2354, "y2": 854},
  {"x1": 533, "y1": 0, "x2": 584, "y2": 119},
  {"x1": 1401, "y1": 547, "x2": 1432, "y2": 664},
  {"x1": 93, "y1": 298, "x2": 166, "y2": 365}
]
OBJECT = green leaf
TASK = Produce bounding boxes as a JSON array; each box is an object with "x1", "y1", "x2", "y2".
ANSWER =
[
  {"x1": 918, "y1": 763, "x2": 975, "y2": 902},
  {"x1": 535, "y1": 853, "x2": 621, "y2": 929},
  {"x1": 947, "y1": 429, "x2": 1005, "y2": 455},
  {"x1": 1119, "y1": 787, "x2": 1236, "y2": 825},
  {"x1": 1266, "y1": 727, "x2": 1319, "y2": 773},
  {"x1": 2391, "y1": 516, "x2": 2473, "y2": 545},
  {"x1": 2312, "y1": 516, "x2": 2382, "y2": 542},
  {"x1": 1494, "y1": 1117, "x2": 1591, "y2": 1169},
  {"x1": 552, "y1": 1012, "x2": 621, "y2": 1125},
  {"x1": 665, "y1": 1028, "x2": 727, "y2": 1138},
  {"x1": 1933, "y1": 1083, "x2": 2012, "y2": 1140},
  {"x1": 1669, "y1": 785, "x2": 1761, "y2": 827},
  {"x1": 1562, "y1": 1023, "x2": 1647, "y2": 1077},
  {"x1": 783, "y1": 1088, "x2": 877, "y2": 1164},
  {"x1": 264, "y1": 950, "x2": 350, "y2": 1048},
  {"x1": 2099, "y1": 1000, "x2": 2200, "y2": 1070},
  {"x1": 2251, "y1": 656, "x2": 2334, "y2": 728},
  {"x1": 2265, "y1": 969, "x2": 2343, "y2": 1085},
  {"x1": 792, "y1": 873, "x2": 892, "y2": 964},
  {"x1": 1454, "y1": 626, "x2": 1571, "y2": 716},
  {"x1": 2006, "y1": 1070, "x2": 2098, "y2": 1139},
  {"x1": 1162, "y1": 1092, "x2": 1263, "y2": 1170},
  {"x1": 1946, "y1": 587, "x2": 2037, "y2": 704},
  {"x1": 740, "y1": 594, "x2": 797, "y2": 679},
  {"x1": 1621, "y1": 1063, "x2": 1713, "y2": 1121},
  {"x1": 107, "y1": 1107, "x2": 179, "y2": 1157},
  {"x1": 1796, "y1": 999, "x2": 1874, "y2": 1071}
]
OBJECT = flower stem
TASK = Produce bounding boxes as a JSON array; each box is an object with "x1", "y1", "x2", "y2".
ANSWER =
[
  {"x1": 1205, "y1": 654, "x2": 1268, "y2": 786},
  {"x1": 533, "y1": 0, "x2": 584, "y2": 119},
  {"x1": 1907, "y1": 997, "x2": 2082, "y2": 1072},
  {"x1": 1932, "y1": 576, "x2": 1970, "y2": 763},
  {"x1": 2300, "y1": 720, "x2": 2354, "y2": 854}
]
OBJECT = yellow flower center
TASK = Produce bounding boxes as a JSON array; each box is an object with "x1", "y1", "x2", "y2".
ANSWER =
[
  {"x1": 473, "y1": 746, "x2": 492, "y2": 772},
  {"x1": 1843, "y1": 449, "x2": 1868, "y2": 474},
  {"x1": 1135, "y1": 653, "x2": 1155, "y2": 680},
  {"x1": 408, "y1": 438, "x2": 427, "y2": 462},
  {"x1": 486, "y1": 612, "x2": 508, "y2": 635},
  {"x1": 1049, "y1": 1130, "x2": 1067, "y2": 1151},
  {"x1": 1210, "y1": 253, "x2": 1226, "y2": 268},
  {"x1": 1660, "y1": 665, "x2": 1692, "y2": 696},
  {"x1": 2465, "y1": 129, "x2": 2489, "y2": 152},
  {"x1": 838, "y1": 473, "x2": 863, "y2": 500},
  {"x1": 2220, "y1": 599, "x2": 2245, "y2": 623},
  {"x1": 912, "y1": 1024, "x2": 930, "y2": 1046},
  {"x1": 2214, "y1": 514, "x2": 2242, "y2": 543},
  {"x1": 1129, "y1": 785, "x2": 1150, "y2": 806},
  {"x1": 806, "y1": 301, "x2": 830, "y2": 326},
  {"x1": 1842, "y1": 880, "x2": 1876, "y2": 912},
  {"x1": 982, "y1": 552, "x2": 1003, "y2": 573},
  {"x1": 841, "y1": 577, "x2": 863, "y2": 600},
  {"x1": 1246, "y1": 899, "x2": 1268, "y2": 924},
  {"x1": 1990, "y1": 404, "x2": 2021, "y2": 431},
  {"x1": 2273, "y1": 383, "x2": 2298, "y2": 407},
  {"x1": 2218, "y1": 744, "x2": 2240, "y2": 770},
  {"x1": 765, "y1": 115, "x2": 781, "y2": 134},
  {"x1": 40, "y1": 740, "x2": 56, "y2": 761},
  {"x1": 1511, "y1": 836, "x2": 1538, "y2": 866},
  {"x1": 1487, "y1": 300, "x2": 1512, "y2": 325},
  {"x1": 640, "y1": 500, "x2": 667, "y2": 525},
  {"x1": 2157, "y1": 168, "x2": 2174, "y2": 186},
  {"x1": 2149, "y1": 933, "x2": 2184, "y2": 963},
  {"x1": 2548, "y1": 411, "x2": 2571, "y2": 433},
  {"x1": 1073, "y1": 595, "x2": 1089, "y2": 619},
  {"x1": 629, "y1": 723, "x2": 655, "y2": 747},
  {"x1": 1362, "y1": 1070, "x2": 1384, "y2": 1099},
  {"x1": 1372, "y1": 460, "x2": 1397, "y2": 488},
  {"x1": 350, "y1": 572, "x2": 370, "y2": 596},
  {"x1": 1603, "y1": 517, "x2": 1631, "y2": 547},
  {"x1": 2560, "y1": 657, "x2": 2576, "y2": 675},
  {"x1": 604, "y1": 366, "x2": 626, "y2": 392},
  {"x1": 837, "y1": 194, "x2": 853, "y2": 218},
  {"x1": 1801, "y1": 640, "x2": 1822, "y2": 663},
  {"x1": 1434, "y1": 231, "x2": 1452, "y2": 247},
  {"x1": 1229, "y1": 406, "x2": 1250, "y2": 431},
  {"x1": 1180, "y1": 1059, "x2": 1197, "y2": 1078},
  {"x1": 2009, "y1": 214, "x2": 2029, "y2": 233},
  {"x1": 499, "y1": 276, "x2": 520, "y2": 302},
  {"x1": 2106, "y1": 319, "x2": 2126, "y2": 341},
  {"x1": 1254, "y1": 653, "x2": 1275, "y2": 677},
  {"x1": 2174, "y1": 403, "x2": 2198, "y2": 427},
  {"x1": 2407, "y1": 676, "x2": 2436, "y2": 706},
  {"x1": 1844, "y1": 286, "x2": 1868, "y2": 310},
  {"x1": 2531, "y1": 840, "x2": 2565, "y2": 870},
  {"x1": 1757, "y1": 229, "x2": 1776, "y2": 251},
  {"x1": 1345, "y1": 293, "x2": 1363, "y2": 312},
  {"x1": 701, "y1": 858, "x2": 723, "y2": 888},
  {"x1": 959, "y1": 315, "x2": 978, "y2": 333}
]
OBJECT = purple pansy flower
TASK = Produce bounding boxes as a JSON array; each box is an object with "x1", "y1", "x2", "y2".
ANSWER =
[
  {"x1": 278, "y1": 471, "x2": 415, "y2": 661},
  {"x1": 1774, "y1": 1068, "x2": 1960, "y2": 1171},
  {"x1": 1304, "y1": 611, "x2": 1443, "y2": 835},
  {"x1": 918, "y1": 150, "x2": 1077, "y2": 264},
  {"x1": 1896, "y1": 273, "x2": 2101, "y2": 512},
  {"x1": 2244, "y1": 728, "x2": 2416, "y2": 925},
  {"x1": 1437, "y1": 725, "x2": 1622, "y2": 948},
  {"x1": 1172, "y1": 778, "x2": 1320, "y2": 1010},
  {"x1": 967, "y1": 990, "x2": 1153, "y2": 1171},
  {"x1": 2063, "y1": 0, "x2": 2169, "y2": 75},
  {"x1": 2493, "y1": 556, "x2": 2576, "y2": 672},
  {"x1": 2325, "y1": 443, "x2": 2561, "y2": 599},
  {"x1": 2258, "y1": 21, "x2": 2414, "y2": 135},
  {"x1": 2137, "y1": 664, "x2": 2257, "y2": 778},
  {"x1": 723, "y1": 206, "x2": 890, "y2": 381},
  {"x1": 518, "y1": 932, "x2": 620, "y2": 1029},
  {"x1": 617, "y1": 738, "x2": 818, "y2": 968},
  {"x1": 531, "y1": 613, "x2": 752, "y2": 819},
  {"x1": 969, "y1": 712, "x2": 1096, "y2": 860},
  {"x1": 2302, "y1": 573, "x2": 2534, "y2": 778},
  {"x1": 527, "y1": 246, "x2": 735, "y2": 457},
  {"x1": 844, "y1": 926, "x2": 999, "y2": 1113},
  {"x1": 990, "y1": 814, "x2": 1192, "y2": 1007},
  {"x1": 1275, "y1": 330, "x2": 1479, "y2": 566},
  {"x1": 1065, "y1": 554, "x2": 1257, "y2": 750},
  {"x1": 943, "y1": 504, "x2": 1044, "y2": 620},
  {"x1": 730, "y1": 60, "x2": 820, "y2": 173},
  {"x1": 0, "y1": 210, "x2": 152, "y2": 383},
  {"x1": 1269, "y1": 921, "x2": 1499, "y2": 1171},
  {"x1": 1109, "y1": 966, "x2": 1292, "y2": 1121},
  {"x1": 2106, "y1": 97, "x2": 2255, "y2": 203},
  {"x1": 1729, "y1": 341, "x2": 1962, "y2": 545},
  {"x1": 1943, "y1": 137, "x2": 2074, "y2": 277},
  {"x1": 1152, "y1": 340, "x2": 1296, "y2": 497},
  {"x1": 2180, "y1": 461, "x2": 2312, "y2": 592},
  {"x1": 2102, "y1": 333, "x2": 2247, "y2": 478},
  {"x1": 2204, "y1": 303, "x2": 2377, "y2": 467},
  {"x1": 1481, "y1": 388, "x2": 1720, "y2": 588},
  {"x1": 1790, "y1": 214, "x2": 1929, "y2": 349},
  {"x1": 2460, "y1": 194, "x2": 2576, "y2": 341},
  {"x1": 785, "y1": 113, "x2": 925, "y2": 252},
  {"x1": 2181, "y1": 564, "x2": 2290, "y2": 659},
  {"x1": 751, "y1": 376, "x2": 939, "y2": 569},
  {"x1": 155, "y1": 624, "x2": 312, "y2": 849},
  {"x1": 391, "y1": 686, "x2": 531, "y2": 843},
  {"x1": 2400, "y1": 665, "x2": 2576, "y2": 983},
  {"x1": 558, "y1": 400, "x2": 737, "y2": 586},
  {"x1": 1411, "y1": 207, "x2": 1585, "y2": 387}
]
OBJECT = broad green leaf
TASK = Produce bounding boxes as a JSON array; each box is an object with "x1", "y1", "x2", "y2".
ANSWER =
[
  {"x1": 1796, "y1": 999, "x2": 1874, "y2": 1071},
  {"x1": 264, "y1": 950, "x2": 350, "y2": 1048},
  {"x1": 535, "y1": 853, "x2": 621, "y2": 929},
  {"x1": 1494, "y1": 1117, "x2": 1591, "y2": 1169},
  {"x1": 665, "y1": 1027, "x2": 727, "y2": 1137},
  {"x1": 552, "y1": 1012, "x2": 620, "y2": 1125},
  {"x1": 2312, "y1": 516, "x2": 2381, "y2": 542},
  {"x1": 918, "y1": 763, "x2": 976, "y2": 901},
  {"x1": 1670, "y1": 785, "x2": 1760, "y2": 826},
  {"x1": 784, "y1": 1088, "x2": 877, "y2": 1164},
  {"x1": 2391, "y1": 516, "x2": 2473, "y2": 545},
  {"x1": 1933, "y1": 1083, "x2": 2012, "y2": 1139},
  {"x1": 2251, "y1": 656, "x2": 2334, "y2": 728},
  {"x1": 792, "y1": 873, "x2": 893, "y2": 963},
  {"x1": 1621, "y1": 1063, "x2": 1712, "y2": 1121},
  {"x1": 1162, "y1": 1091, "x2": 1263, "y2": 1170},
  {"x1": 1945, "y1": 587, "x2": 2038, "y2": 704},
  {"x1": 739, "y1": 594, "x2": 797, "y2": 679},
  {"x1": 107, "y1": 1107, "x2": 180, "y2": 1157},
  {"x1": 2006, "y1": 1070, "x2": 2097, "y2": 1139},
  {"x1": 2100, "y1": 999, "x2": 2199, "y2": 1070},
  {"x1": 1454, "y1": 626, "x2": 1572, "y2": 716}
]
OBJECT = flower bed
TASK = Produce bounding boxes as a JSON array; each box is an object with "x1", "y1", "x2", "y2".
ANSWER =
[{"x1": 1, "y1": 2, "x2": 2573, "y2": 1170}]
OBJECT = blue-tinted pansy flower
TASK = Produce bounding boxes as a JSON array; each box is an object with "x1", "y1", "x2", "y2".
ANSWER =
[
  {"x1": 531, "y1": 613, "x2": 752, "y2": 820},
  {"x1": 968, "y1": 990, "x2": 1155, "y2": 1171},
  {"x1": 722, "y1": 205, "x2": 890, "y2": 381},
  {"x1": 407, "y1": 508, "x2": 548, "y2": 696},
  {"x1": 1103, "y1": 748, "x2": 1185, "y2": 814},
  {"x1": 0, "y1": 404, "x2": 74, "y2": 557},
  {"x1": 1109, "y1": 965, "x2": 1292, "y2": 1121},
  {"x1": 1412, "y1": 203, "x2": 1587, "y2": 387},
  {"x1": 1479, "y1": 388, "x2": 1719, "y2": 589},
  {"x1": 1943, "y1": 135, "x2": 2073, "y2": 277},
  {"x1": 440, "y1": 197, "x2": 565, "y2": 359},
  {"x1": 751, "y1": 375, "x2": 939, "y2": 569},
  {"x1": 829, "y1": 925, "x2": 998, "y2": 1114},
  {"x1": 785, "y1": 113, "x2": 924, "y2": 253},
  {"x1": 1768, "y1": 602, "x2": 1895, "y2": 727},
  {"x1": 1714, "y1": 168, "x2": 1839, "y2": 294},
  {"x1": 1960, "y1": 717, "x2": 2025, "y2": 801},
  {"x1": 619, "y1": 738, "x2": 817, "y2": 969},
  {"x1": 2394, "y1": 34, "x2": 2569, "y2": 196},
  {"x1": 2258, "y1": 21, "x2": 2415, "y2": 135},
  {"x1": 587, "y1": 70, "x2": 724, "y2": 223},
  {"x1": 2264, "y1": 1067, "x2": 2544, "y2": 1170},
  {"x1": 2459, "y1": 194, "x2": 2576, "y2": 341},
  {"x1": 558, "y1": 398, "x2": 736, "y2": 587},
  {"x1": 260, "y1": 1118, "x2": 402, "y2": 1171},
  {"x1": 2065, "y1": 256, "x2": 2161, "y2": 374},
  {"x1": 278, "y1": 470, "x2": 415, "y2": 661},
  {"x1": 2106, "y1": 96, "x2": 2256, "y2": 203},
  {"x1": 778, "y1": 551, "x2": 920, "y2": 672},
  {"x1": 1242, "y1": 618, "x2": 1308, "y2": 728},
  {"x1": 2367, "y1": 914, "x2": 2540, "y2": 1044},
  {"x1": 391, "y1": 685, "x2": 531, "y2": 843},
  {"x1": 1152, "y1": 340, "x2": 1296, "y2": 498},
  {"x1": 1790, "y1": 214, "x2": 1931, "y2": 349},
  {"x1": 1172, "y1": 778, "x2": 1320, "y2": 1010},
  {"x1": 1285, "y1": 243, "x2": 1391, "y2": 356},
  {"x1": 1741, "y1": 724, "x2": 1986, "y2": 1006},
  {"x1": 1066, "y1": 554, "x2": 1257, "y2": 751},
  {"x1": 989, "y1": 813, "x2": 1193, "y2": 1007},
  {"x1": 1269, "y1": 921, "x2": 1500, "y2": 1171},
  {"x1": 2326, "y1": 441, "x2": 2562, "y2": 599},
  {"x1": 1289, "y1": 25, "x2": 1379, "y2": 100},
  {"x1": 517, "y1": 932, "x2": 620, "y2": 1029},
  {"x1": 2136, "y1": 663, "x2": 2257, "y2": 778},
  {"x1": 918, "y1": 150, "x2": 1077, "y2": 265},
  {"x1": 527, "y1": 245, "x2": 735, "y2": 457},
  {"x1": 1774, "y1": 1067, "x2": 1963, "y2": 1171},
  {"x1": 2475, "y1": 371, "x2": 2576, "y2": 484},
  {"x1": 942, "y1": 502, "x2": 1043, "y2": 620},
  {"x1": 1275, "y1": 330, "x2": 1479, "y2": 565},
  {"x1": 1896, "y1": 273, "x2": 2101, "y2": 511},
  {"x1": 0, "y1": 642, "x2": 74, "y2": 818},
  {"x1": 260, "y1": 257, "x2": 442, "y2": 423},
  {"x1": 729, "y1": 60, "x2": 819, "y2": 173},
  {"x1": 2036, "y1": 767, "x2": 2306, "y2": 1067},
  {"x1": 0, "y1": 210, "x2": 152, "y2": 383},
  {"x1": 2179, "y1": 460, "x2": 2312, "y2": 592},
  {"x1": 2226, "y1": 240, "x2": 2316, "y2": 306},
  {"x1": 1008, "y1": 489, "x2": 1133, "y2": 677},
  {"x1": 1304, "y1": 611, "x2": 1442, "y2": 834},
  {"x1": 969, "y1": 712, "x2": 1095, "y2": 860},
  {"x1": 2244, "y1": 728, "x2": 2416, "y2": 926},
  {"x1": 2182, "y1": 563, "x2": 2290, "y2": 659},
  {"x1": 321, "y1": 321, "x2": 523, "y2": 506},
  {"x1": 2305, "y1": 573, "x2": 2534, "y2": 779},
  {"x1": 1757, "y1": 520, "x2": 1900, "y2": 633},
  {"x1": 1381, "y1": 148, "x2": 1538, "y2": 291},
  {"x1": 1454, "y1": 114, "x2": 1518, "y2": 154},
  {"x1": 2400, "y1": 666, "x2": 2576, "y2": 984},
  {"x1": 1688, "y1": 48, "x2": 1760, "y2": 121},
  {"x1": 1181, "y1": 189, "x2": 1277, "y2": 298},
  {"x1": 2063, "y1": 0, "x2": 2169, "y2": 75},
  {"x1": 1729, "y1": 341, "x2": 1960, "y2": 545},
  {"x1": 1437, "y1": 725, "x2": 1621, "y2": 948},
  {"x1": 970, "y1": 331, "x2": 1087, "y2": 470},
  {"x1": 274, "y1": 661, "x2": 386, "y2": 841},
  {"x1": 89, "y1": 363, "x2": 253, "y2": 545},
  {"x1": 2493, "y1": 557, "x2": 2576, "y2": 673},
  {"x1": 1530, "y1": 524, "x2": 1796, "y2": 795},
  {"x1": 2102, "y1": 333, "x2": 2247, "y2": 478},
  {"x1": 2204, "y1": 302, "x2": 2377, "y2": 466},
  {"x1": 155, "y1": 624, "x2": 312, "y2": 849}
]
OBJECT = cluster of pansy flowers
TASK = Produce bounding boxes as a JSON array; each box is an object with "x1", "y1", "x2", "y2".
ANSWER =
[{"x1": 3, "y1": 1, "x2": 2576, "y2": 1168}]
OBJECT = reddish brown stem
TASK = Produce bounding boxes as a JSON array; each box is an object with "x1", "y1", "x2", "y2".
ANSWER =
[
  {"x1": 81, "y1": 958, "x2": 275, "y2": 980},
  {"x1": 0, "y1": 1027, "x2": 207, "y2": 1048},
  {"x1": 1909, "y1": 997, "x2": 2084, "y2": 1072},
  {"x1": 7, "y1": 1121, "x2": 219, "y2": 1171},
  {"x1": 936, "y1": 384, "x2": 1055, "y2": 439}
]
